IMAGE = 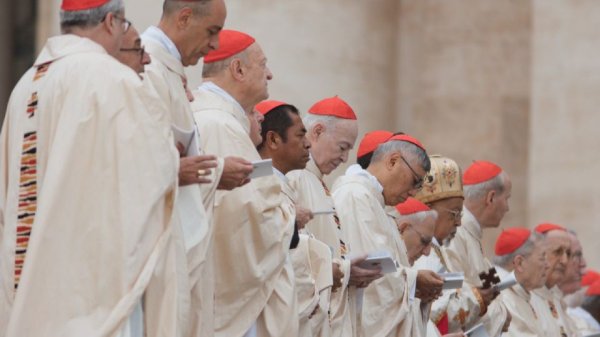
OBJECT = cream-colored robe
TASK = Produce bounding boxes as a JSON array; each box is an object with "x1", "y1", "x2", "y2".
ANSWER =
[
  {"x1": 191, "y1": 87, "x2": 298, "y2": 337},
  {"x1": 332, "y1": 172, "x2": 418, "y2": 337},
  {"x1": 553, "y1": 287, "x2": 580, "y2": 336},
  {"x1": 143, "y1": 33, "x2": 224, "y2": 337},
  {"x1": 444, "y1": 207, "x2": 509, "y2": 337},
  {"x1": 500, "y1": 281, "x2": 544, "y2": 337},
  {"x1": 0, "y1": 35, "x2": 179, "y2": 337},
  {"x1": 530, "y1": 286, "x2": 575, "y2": 337},
  {"x1": 288, "y1": 159, "x2": 353, "y2": 337},
  {"x1": 413, "y1": 237, "x2": 485, "y2": 335}
]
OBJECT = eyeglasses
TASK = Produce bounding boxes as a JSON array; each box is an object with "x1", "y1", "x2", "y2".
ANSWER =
[
  {"x1": 438, "y1": 207, "x2": 463, "y2": 222},
  {"x1": 408, "y1": 223, "x2": 433, "y2": 247},
  {"x1": 103, "y1": 13, "x2": 131, "y2": 33},
  {"x1": 400, "y1": 155, "x2": 424, "y2": 190},
  {"x1": 120, "y1": 45, "x2": 145, "y2": 62}
]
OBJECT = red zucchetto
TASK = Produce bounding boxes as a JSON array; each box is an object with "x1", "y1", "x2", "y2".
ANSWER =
[
  {"x1": 463, "y1": 161, "x2": 502, "y2": 185},
  {"x1": 308, "y1": 96, "x2": 357, "y2": 120},
  {"x1": 586, "y1": 280, "x2": 600, "y2": 296},
  {"x1": 385, "y1": 133, "x2": 426, "y2": 151},
  {"x1": 534, "y1": 223, "x2": 567, "y2": 234},
  {"x1": 582, "y1": 270, "x2": 600, "y2": 287},
  {"x1": 396, "y1": 197, "x2": 431, "y2": 216},
  {"x1": 204, "y1": 30, "x2": 256, "y2": 64},
  {"x1": 255, "y1": 100, "x2": 288, "y2": 116},
  {"x1": 494, "y1": 228, "x2": 531, "y2": 255},
  {"x1": 357, "y1": 130, "x2": 394, "y2": 158},
  {"x1": 61, "y1": 0, "x2": 110, "y2": 10}
]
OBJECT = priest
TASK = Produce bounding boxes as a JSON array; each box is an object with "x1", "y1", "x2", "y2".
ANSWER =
[
  {"x1": 0, "y1": 0, "x2": 179, "y2": 336},
  {"x1": 192, "y1": 30, "x2": 297, "y2": 337},
  {"x1": 492, "y1": 228, "x2": 548, "y2": 337}
]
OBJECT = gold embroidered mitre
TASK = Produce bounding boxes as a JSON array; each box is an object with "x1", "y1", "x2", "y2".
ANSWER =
[{"x1": 415, "y1": 155, "x2": 463, "y2": 203}]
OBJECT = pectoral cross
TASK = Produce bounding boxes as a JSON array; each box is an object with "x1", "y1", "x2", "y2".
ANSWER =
[{"x1": 478, "y1": 267, "x2": 501, "y2": 289}]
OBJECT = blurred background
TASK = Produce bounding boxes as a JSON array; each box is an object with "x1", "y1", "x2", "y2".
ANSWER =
[{"x1": 1, "y1": 0, "x2": 599, "y2": 269}]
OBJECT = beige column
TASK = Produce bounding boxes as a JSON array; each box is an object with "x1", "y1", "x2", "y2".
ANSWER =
[
  {"x1": 529, "y1": 0, "x2": 600, "y2": 270},
  {"x1": 395, "y1": 0, "x2": 533, "y2": 255},
  {"x1": 0, "y1": 0, "x2": 13, "y2": 125}
]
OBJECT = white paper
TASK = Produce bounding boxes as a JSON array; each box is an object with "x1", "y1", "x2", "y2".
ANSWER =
[
  {"x1": 493, "y1": 271, "x2": 518, "y2": 292},
  {"x1": 171, "y1": 124, "x2": 195, "y2": 156},
  {"x1": 440, "y1": 272, "x2": 464, "y2": 290},
  {"x1": 358, "y1": 251, "x2": 398, "y2": 274},
  {"x1": 465, "y1": 323, "x2": 489, "y2": 337},
  {"x1": 312, "y1": 209, "x2": 336, "y2": 215},
  {"x1": 249, "y1": 159, "x2": 274, "y2": 179}
]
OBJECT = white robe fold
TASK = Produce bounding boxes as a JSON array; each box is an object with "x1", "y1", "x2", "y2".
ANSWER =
[
  {"x1": 288, "y1": 159, "x2": 353, "y2": 337},
  {"x1": 530, "y1": 286, "x2": 575, "y2": 337},
  {"x1": 331, "y1": 172, "x2": 417, "y2": 337},
  {"x1": 0, "y1": 34, "x2": 179, "y2": 337},
  {"x1": 501, "y1": 281, "x2": 544, "y2": 337},
  {"x1": 191, "y1": 86, "x2": 297, "y2": 337}
]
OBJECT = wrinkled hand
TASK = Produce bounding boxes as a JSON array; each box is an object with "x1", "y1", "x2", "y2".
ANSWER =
[
  {"x1": 218, "y1": 156, "x2": 253, "y2": 190},
  {"x1": 502, "y1": 310, "x2": 512, "y2": 332},
  {"x1": 416, "y1": 270, "x2": 444, "y2": 302},
  {"x1": 295, "y1": 207, "x2": 313, "y2": 230},
  {"x1": 332, "y1": 262, "x2": 345, "y2": 293},
  {"x1": 476, "y1": 286, "x2": 500, "y2": 307},
  {"x1": 179, "y1": 155, "x2": 218, "y2": 186},
  {"x1": 348, "y1": 255, "x2": 383, "y2": 288}
]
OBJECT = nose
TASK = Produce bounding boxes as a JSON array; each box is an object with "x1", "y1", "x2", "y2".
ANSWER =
[
  {"x1": 407, "y1": 188, "x2": 419, "y2": 197},
  {"x1": 303, "y1": 138, "x2": 311, "y2": 149},
  {"x1": 142, "y1": 51, "x2": 151, "y2": 66},
  {"x1": 340, "y1": 150, "x2": 349, "y2": 163},
  {"x1": 266, "y1": 66, "x2": 273, "y2": 80},
  {"x1": 257, "y1": 113, "x2": 264, "y2": 123},
  {"x1": 209, "y1": 35, "x2": 219, "y2": 51}
]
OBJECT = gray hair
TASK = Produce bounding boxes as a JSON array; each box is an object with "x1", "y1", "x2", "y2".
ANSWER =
[
  {"x1": 463, "y1": 171, "x2": 507, "y2": 201},
  {"x1": 302, "y1": 114, "x2": 342, "y2": 133},
  {"x1": 202, "y1": 49, "x2": 249, "y2": 78},
  {"x1": 60, "y1": 0, "x2": 124, "y2": 32},
  {"x1": 163, "y1": 0, "x2": 213, "y2": 17},
  {"x1": 371, "y1": 140, "x2": 431, "y2": 172},
  {"x1": 397, "y1": 209, "x2": 438, "y2": 226},
  {"x1": 493, "y1": 231, "x2": 543, "y2": 268}
]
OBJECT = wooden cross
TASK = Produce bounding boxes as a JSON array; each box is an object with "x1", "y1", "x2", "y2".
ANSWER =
[{"x1": 478, "y1": 267, "x2": 501, "y2": 289}]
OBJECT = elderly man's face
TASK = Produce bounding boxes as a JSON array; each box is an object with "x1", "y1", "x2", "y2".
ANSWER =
[
  {"x1": 310, "y1": 119, "x2": 358, "y2": 175},
  {"x1": 242, "y1": 43, "x2": 273, "y2": 106},
  {"x1": 383, "y1": 151, "x2": 426, "y2": 206},
  {"x1": 560, "y1": 233, "x2": 587, "y2": 295},
  {"x1": 484, "y1": 175, "x2": 511, "y2": 228},
  {"x1": 398, "y1": 216, "x2": 435, "y2": 266},
  {"x1": 116, "y1": 27, "x2": 150, "y2": 74},
  {"x1": 429, "y1": 197, "x2": 463, "y2": 244},
  {"x1": 544, "y1": 230, "x2": 571, "y2": 288},
  {"x1": 516, "y1": 239, "x2": 548, "y2": 291},
  {"x1": 179, "y1": 0, "x2": 226, "y2": 66}
]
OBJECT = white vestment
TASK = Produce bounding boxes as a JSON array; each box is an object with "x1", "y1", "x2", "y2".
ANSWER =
[
  {"x1": 191, "y1": 84, "x2": 298, "y2": 337},
  {"x1": 444, "y1": 207, "x2": 509, "y2": 337},
  {"x1": 0, "y1": 35, "x2": 179, "y2": 337},
  {"x1": 530, "y1": 286, "x2": 576, "y2": 337}
]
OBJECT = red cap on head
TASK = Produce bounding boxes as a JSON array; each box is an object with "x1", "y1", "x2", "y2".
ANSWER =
[
  {"x1": 534, "y1": 223, "x2": 567, "y2": 234},
  {"x1": 582, "y1": 270, "x2": 600, "y2": 287},
  {"x1": 494, "y1": 228, "x2": 531, "y2": 255},
  {"x1": 357, "y1": 130, "x2": 394, "y2": 158},
  {"x1": 463, "y1": 161, "x2": 502, "y2": 185},
  {"x1": 385, "y1": 133, "x2": 426, "y2": 151},
  {"x1": 396, "y1": 197, "x2": 431, "y2": 216},
  {"x1": 61, "y1": 0, "x2": 110, "y2": 10},
  {"x1": 308, "y1": 96, "x2": 357, "y2": 120},
  {"x1": 255, "y1": 100, "x2": 287, "y2": 116},
  {"x1": 204, "y1": 30, "x2": 256, "y2": 64},
  {"x1": 586, "y1": 280, "x2": 600, "y2": 296}
]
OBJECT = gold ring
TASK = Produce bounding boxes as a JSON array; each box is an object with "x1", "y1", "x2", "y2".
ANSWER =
[{"x1": 197, "y1": 169, "x2": 207, "y2": 177}]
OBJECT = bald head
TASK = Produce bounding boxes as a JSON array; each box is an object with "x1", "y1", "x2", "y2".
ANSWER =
[{"x1": 162, "y1": 0, "x2": 213, "y2": 17}]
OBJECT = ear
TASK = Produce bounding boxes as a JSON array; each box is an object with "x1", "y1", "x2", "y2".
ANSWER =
[
  {"x1": 311, "y1": 123, "x2": 325, "y2": 140},
  {"x1": 387, "y1": 152, "x2": 401, "y2": 171},
  {"x1": 398, "y1": 222, "x2": 410, "y2": 235},
  {"x1": 176, "y1": 7, "x2": 193, "y2": 29},
  {"x1": 513, "y1": 255, "x2": 525, "y2": 272},
  {"x1": 485, "y1": 189, "x2": 496, "y2": 206},
  {"x1": 229, "y1": 58, "x2": 245, "y2": 81},
  {"x1": 266, "y1": 131, "x2": 280, "y2": 150},
  {"x1": 102, "y1": 12, "x2": 119, "y2": 35}
]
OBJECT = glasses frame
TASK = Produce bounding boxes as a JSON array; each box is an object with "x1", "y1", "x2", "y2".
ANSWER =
[
  {"x1": 407, "y1": 223, "x2": 433, "y2": 248},
  {"x1": 437, "y1": 206, "x2": 463, "y2": 222},
  {"x1": 119, "y1": 45, "x2": 145, "y2": 63},
  {"x1": 102, "y1": 12, "x2": 131, "y2": 33},
  {"x1": 400, "y1": 155, "x2": 424, "y2": 190}
]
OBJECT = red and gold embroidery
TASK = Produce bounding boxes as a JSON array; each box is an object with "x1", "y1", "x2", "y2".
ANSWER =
[
  {"x1": 26, "y1": 92, "x2": 38, "y2": 119},
  {"x1": 319, "y1": 178, "x2": 348, "y2": 255},
  {"x1": 548, "y1": 300, "x2": 559, "y2": 319}
]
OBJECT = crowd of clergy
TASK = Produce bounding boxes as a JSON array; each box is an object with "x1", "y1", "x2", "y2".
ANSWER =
[{"x1": 0, "y1": 0, "x2": 599, "y2": 336}]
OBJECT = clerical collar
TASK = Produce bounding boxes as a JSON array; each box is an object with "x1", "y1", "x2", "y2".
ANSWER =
[
  {"x1": 198, "y1": 81, "x2": 246, "y2": 116},
  {"x1": 273, "y1": 167, "x2": 288, "y2": 183},
  {"x1": 461, "y1": 206, "x2": 483, "y2": 239},
  {"x1": 142, "y1": 26, "x2": 182, "y2": 61},
  {"x1": 345, "y1": 164, "x2": 383, "y2": 193}
]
